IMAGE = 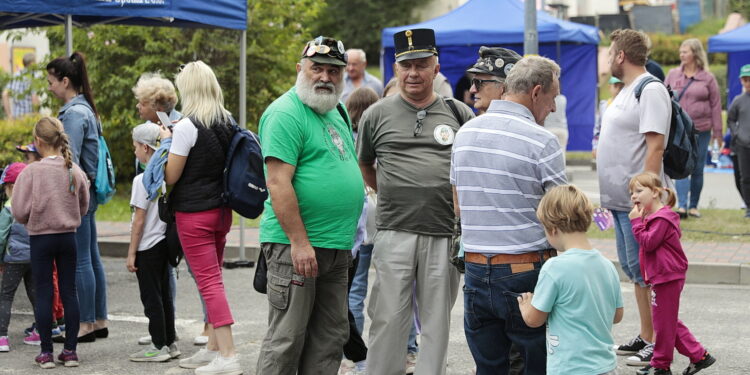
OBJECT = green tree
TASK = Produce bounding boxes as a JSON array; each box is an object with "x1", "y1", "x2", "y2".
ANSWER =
[
  {"x1": 313, "y1": 0, "x2": 431, "y2": 63},
  {"x1": 44, "y1": 0, "x2": 322, "y2": 188},
  {"x1": 730, "y1": 0, "x2": 750, "y2": 20}
]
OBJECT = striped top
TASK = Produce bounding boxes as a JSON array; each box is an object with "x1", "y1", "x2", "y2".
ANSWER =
[{"x1": 450, "y1": 100, "x2": 567, "y2": 255}]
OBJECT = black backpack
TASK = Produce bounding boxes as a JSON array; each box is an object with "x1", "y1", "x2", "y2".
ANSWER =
[
  {"x1": 634, "y1": 77, "x2": 699, "y2": 180},
  {"x1": 223, "y1": 118, "x2": 268, "y2": 219}
]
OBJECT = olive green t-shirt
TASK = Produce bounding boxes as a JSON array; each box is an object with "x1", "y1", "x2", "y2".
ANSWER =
[
  {"x1": 357, "y1": 94, "x2": 474, "y2": 236},
  {"x1": 259, "y1": 88, "x2": 364, "y2": 250}
]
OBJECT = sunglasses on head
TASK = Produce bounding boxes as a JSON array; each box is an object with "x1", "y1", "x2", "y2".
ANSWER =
[{"x1": 471, "y1": 78, "x2": 501, "y2": 90}]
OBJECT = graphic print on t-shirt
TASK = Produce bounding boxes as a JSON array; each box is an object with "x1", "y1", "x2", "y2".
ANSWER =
[
  {"x1": 324, "y1": 124, "x2": 350, "y2": 161},
  {"x1": 433, "y1": 124, "x2": 455, "y2": 145}
]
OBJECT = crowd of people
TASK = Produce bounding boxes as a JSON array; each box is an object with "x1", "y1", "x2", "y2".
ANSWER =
[{"x1": 1, "y1": 23, "x2": 746, "y2": 375}]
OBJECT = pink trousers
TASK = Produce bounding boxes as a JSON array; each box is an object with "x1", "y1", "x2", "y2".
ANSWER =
[
  {"x1": 651, "y1": 279, "x2": 706, "y2": 369},
  {"x1": 176, "y1": 207, "x2": 234, "y2": 328}
]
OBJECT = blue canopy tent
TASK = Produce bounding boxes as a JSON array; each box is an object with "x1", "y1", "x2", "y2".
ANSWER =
[
  {"x1": 0, "y1": 0, "x2": 254, "y2": 263},
  {"x1": 381, "y1": 0, "x2": 600, "y2": 151},
  {"x1": 708, "y1": 24, "x2": 750, "y2": 106}
]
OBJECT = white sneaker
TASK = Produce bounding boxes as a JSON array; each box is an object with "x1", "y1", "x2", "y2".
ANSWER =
[
  {"x1": 195, "y1": 354, "x2": 242, "y2": 375},
  {"x1": 168, "y1": 343, "x2": 181, "y2": 359},
  {"x1": 405, "y1": 352, "x2": 417, "y2": 374},
  {"x1": 193, "y1": 335, "x2": 209, "y2": 346},
  {"x1": 138, "y1": 335, "x2": 152, "y2": 345},
  {"x1": 338, "y1": 359, "x2": 355, "y2": 375},
  {"x1": 179, "y1": 348, "x2": 218, "y2": 369}
]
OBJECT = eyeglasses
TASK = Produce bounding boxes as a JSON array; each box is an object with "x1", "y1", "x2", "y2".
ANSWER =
[
  {"x1": 302, "y1": 36, "x2": 346, "y2": 60},
  {"x1": 414, "y1": 110, "x2": 427, "y2": 137},
  {"x1": 471, "y1": 78, "x2": 501, "y2": 90}
]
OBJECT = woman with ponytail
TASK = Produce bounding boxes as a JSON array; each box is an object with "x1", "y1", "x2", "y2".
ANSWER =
[
  {"x1": 47, "y1": 52, "x2": 108, "y2": 341},
  {"x1": 11, "y1": 117, "x2": 90, "y2": 368}
]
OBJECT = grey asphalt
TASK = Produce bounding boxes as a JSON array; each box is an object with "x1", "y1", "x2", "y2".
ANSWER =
[{"x1": 1, "y1": 257, "x2": 749, "y2": 374}]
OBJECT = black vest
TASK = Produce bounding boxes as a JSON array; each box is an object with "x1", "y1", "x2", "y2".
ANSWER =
[{"x1": 171, "y1": 118, "x2": 233, "y2": 213}]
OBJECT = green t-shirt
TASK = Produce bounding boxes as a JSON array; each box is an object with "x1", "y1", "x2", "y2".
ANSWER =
[
  {"x1": 532, "y1": 249, "x2": 624, "y2": 375},
  {"x1": 258, "y1": 88, "x2": 364, "y2": 250},
  {"x1": 357, "y1": 94, "x2": 474, "y2": 236}
]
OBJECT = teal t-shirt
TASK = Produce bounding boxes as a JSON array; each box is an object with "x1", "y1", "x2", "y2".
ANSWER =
[
  {"x1": 532, "y1": 248, "x2": 623, "y2": 375},
  {"x1": 258, "y1": 88, "x2": 364, "y2": 250}
]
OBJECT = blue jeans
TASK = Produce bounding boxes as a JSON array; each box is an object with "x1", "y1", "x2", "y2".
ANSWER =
[
  {"x1": 611, "y1": 210, "x2": 645, "y2": 286},
  {"x1": 348, "y1": 243, "x2": 418, "y2": 352},
  {"x1": 463, "y1": 260, "x2": 546, "y2": 375},
  {"x1": 75, "y1": 212, "x2": 108, "y2": 323},
  {"x1": 676, "y1": 130, "x2": 711, "y2": 210}
]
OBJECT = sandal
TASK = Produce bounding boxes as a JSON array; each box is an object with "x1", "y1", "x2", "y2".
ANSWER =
[
  {"x1": 688, "y1": 208, "x2": 701, "y2": 218},
  {"x1": 676, "y1": 208, "x2": 688, "y2": 219}
]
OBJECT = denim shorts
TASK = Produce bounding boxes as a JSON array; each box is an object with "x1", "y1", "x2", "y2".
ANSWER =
[{"x1": 611, "y1": 209, "x2": 645, "y2": 286}]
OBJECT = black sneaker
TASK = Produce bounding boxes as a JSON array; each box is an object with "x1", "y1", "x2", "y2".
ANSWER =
[
  {"x1": 682, "y1": 352, "x2": 716, "y2": 375},
  {"x1": 626, "y1": 343, "x2": 654, "y2": 366},
  {"x1": 616, "y1": 335, "x2": 648, "y2": 355},
  {"x1": 637, "y1": 365, "x2": 673, "y2": 375}
]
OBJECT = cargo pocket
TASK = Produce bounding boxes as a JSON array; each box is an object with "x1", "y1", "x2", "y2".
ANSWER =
[{"x1": 267, "y1": 273, "x2": 291, "y2": 310}]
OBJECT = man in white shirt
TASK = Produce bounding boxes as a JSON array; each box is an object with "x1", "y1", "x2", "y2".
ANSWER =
[{"x1": 596, "y1": 28, "x2": 671, "y2": 368}]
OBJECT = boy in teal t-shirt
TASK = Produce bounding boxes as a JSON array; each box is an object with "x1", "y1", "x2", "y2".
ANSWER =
[{"x1": 518, "y1": 185, "x2": 624, "y2": 375}]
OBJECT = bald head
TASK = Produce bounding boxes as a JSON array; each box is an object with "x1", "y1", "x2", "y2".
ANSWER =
[{"x1": 346, "y1": 49, "x2": 367, "y2": 80}]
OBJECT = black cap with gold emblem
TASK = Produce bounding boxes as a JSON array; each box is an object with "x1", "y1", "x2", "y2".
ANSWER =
[
  {"x1": 393, "y1": 28, "x2": 438, "y2": 62},
  {"x1": 466, "y1": 47, "x2": 522, "y2": 79}
]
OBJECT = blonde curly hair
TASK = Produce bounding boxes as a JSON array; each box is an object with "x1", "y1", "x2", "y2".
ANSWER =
[{"x1": 132, "y1": 72, "x2": 178, "y2": 112}]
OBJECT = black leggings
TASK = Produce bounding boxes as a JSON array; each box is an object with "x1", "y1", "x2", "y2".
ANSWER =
[
  {"x1": 0, "y1": 263, "x2": 35, "y2": 336},
  {"x1": 344, "y1": 254, "x2": 367, "y2": 362},
  {"x1": 30, "y1": 232, "x2": 79, "y2": 353},
  {"x1": 135, "y1": 240, "x2": 176, "y2": 349}
]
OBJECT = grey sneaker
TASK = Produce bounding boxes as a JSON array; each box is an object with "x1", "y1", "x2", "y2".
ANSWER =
[
  {"x1": 168, "y1": 343, "x2": 181, "y2": 359},
  {"x1": 179, "y1": 348, "x2": 218, "y2": 369},
  {"x1": 129, "y1": 345, "x2": 171, "y2": 362},
  {"x1": 626, "y1": 343, "x2": 654, "y2": 366}
]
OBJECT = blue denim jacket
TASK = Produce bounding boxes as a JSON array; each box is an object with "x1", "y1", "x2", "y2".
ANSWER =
[
  {"x1": 0, "y1": 205, "x2": 30, "y2": 264},
  {"x1": 59, "y1": 94, "x2": 99, "y2": 213}
]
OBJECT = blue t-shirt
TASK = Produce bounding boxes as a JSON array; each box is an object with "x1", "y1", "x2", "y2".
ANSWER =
[{"x1": 532, "y1": 248, "x2": 623, "y2": 375}]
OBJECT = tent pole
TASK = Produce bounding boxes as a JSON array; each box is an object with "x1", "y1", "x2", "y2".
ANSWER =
[
  {"x1": 238, "y1": 29, "x2": 247, "y2": 263},
  {"x1": 524, "y1": 0, "x2": 538, "y2": 55},
  {"x1": 65, "y1": 14, "x2": 73, "y2": 56}
]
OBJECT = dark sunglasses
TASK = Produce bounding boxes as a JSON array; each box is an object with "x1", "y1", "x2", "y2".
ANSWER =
[
  {"x1": 471, "y1": 78, "x2": 501, "y2": 90},
  {"x1": 413, "y1": 110, "x2": 427, "y2": 137}
]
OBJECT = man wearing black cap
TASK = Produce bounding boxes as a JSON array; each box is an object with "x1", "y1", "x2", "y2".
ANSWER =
[
  {"x1": 466, "y1": 46, "x2": 522, "y2": 114},
  {"x1": 357, "y1": 28, "x2": 474, "y2": 375},
  {"x1": 256, "y1": 36, "x2": 365, "y2": 374}
]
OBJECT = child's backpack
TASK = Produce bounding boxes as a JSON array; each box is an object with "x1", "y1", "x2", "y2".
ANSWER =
[
  {"x1": 95, "y1": 122, "x2": 116, "y2": 204},
  {"x1": 634, "y1": 76, "x2": 699, "y2": 180},
  {"x1": 222, "y1": 118, "x2": 267, "y2": 219}
]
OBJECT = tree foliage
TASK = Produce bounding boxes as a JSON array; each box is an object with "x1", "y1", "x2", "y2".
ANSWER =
[
  {"x1": 730, "y1": 0, "x2": 750, "y2": 20},
  {"x1": 313, "y1": 0, "x2": 431, "y2": 63},
  {"x1": 44, "y1": 0, "x2": 322, "y2": 188}
]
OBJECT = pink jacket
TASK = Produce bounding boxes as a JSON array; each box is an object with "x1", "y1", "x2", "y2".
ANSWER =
[
  {"x1": 631, "y1": 206, "x2": 688, "y2": 285},
  {"x1": 665, "y1": 66, "x2": 722, "y2": 138},
  {"x1": 11, "y1": 157, "x2": 90, "y2": 235}
]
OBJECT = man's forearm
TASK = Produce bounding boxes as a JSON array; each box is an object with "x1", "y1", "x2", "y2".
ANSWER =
[
  {"x1": 269, "y1": 182, "x2": 310, "y2": 247},
  {"x1": 359, "y1": 162, "x2": 378, "y2": 192},
  {"x1": 643, "y1": 133, "x2": 664, "y2": 175}
]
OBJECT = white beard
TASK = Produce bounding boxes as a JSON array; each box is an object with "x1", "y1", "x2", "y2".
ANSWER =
[{"x1": 296, "y1": 72, "x2": 343, "y2": 114}]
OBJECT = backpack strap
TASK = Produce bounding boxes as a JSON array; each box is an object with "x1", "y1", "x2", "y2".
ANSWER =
[
  {"x1": 634, "y1": 76, "x2": 663, "y2": 102},
  {"x1": 336, "y1": 103, "x2": 352, "y2": 132},
  {"x1": 444, "y1": 97, "x2": 466, "y2": 126}
]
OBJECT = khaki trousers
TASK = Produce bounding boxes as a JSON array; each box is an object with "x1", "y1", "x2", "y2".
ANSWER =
[
  {"x1": 256, "y1": 243, "x2": 351, "y2": 375},
  {"x1": 367, "y1": 230, "x2": 460, "y2": 375}
]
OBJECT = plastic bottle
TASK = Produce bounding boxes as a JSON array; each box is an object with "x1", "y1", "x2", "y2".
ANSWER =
[{"x1": 710, "y1": 139, "x2": 720, "y2": 165}]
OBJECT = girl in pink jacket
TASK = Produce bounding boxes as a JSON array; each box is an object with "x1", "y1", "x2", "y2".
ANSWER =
[{"x1": 628, "y1": 172, "x2": 715, "y2": 375}]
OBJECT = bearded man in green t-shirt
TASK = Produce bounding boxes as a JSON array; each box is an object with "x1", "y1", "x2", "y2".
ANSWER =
[{"x1": 256, "y1": 36, "x2": 365, "y2": 374}]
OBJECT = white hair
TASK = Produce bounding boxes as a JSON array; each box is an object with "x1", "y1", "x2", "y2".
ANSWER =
[
  {"x1": 174, "y1": 61, "x2": 231, "y2": 127},
  {"x1": 347, "y1": 49, "x2": 367, "y2": 63},
  {"x1": 505, "y1": 56, "x2": 560, "y2": 95},
  {"x1": 296, "y1": 59, "x2": 344, "y2": 114},
  {"x1": 132, "y1": 72, "x2": 178, "y2": 112}
]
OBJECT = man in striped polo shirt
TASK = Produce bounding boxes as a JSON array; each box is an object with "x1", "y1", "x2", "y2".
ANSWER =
[
  {"x1": 451, "y1": 55, "x2": 566, "y2": 374},
  {"x1": 2, "y1": 53, "x2": 38, "y2": 119}
]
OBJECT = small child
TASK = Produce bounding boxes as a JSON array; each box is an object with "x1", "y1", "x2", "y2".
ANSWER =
[
  {"x1": 628, "y1": 172, "x2": 715, "y2": 375},
  {"x1": 0, "y1": 162, "x2": 40, "y2": 351},
  {"x1": 127, "y1": 123, "x2": 177, "y2": 362},
  {"x1": 11, "y1": 117, "x2": 89, "y2": 369},
  {"x1": 517, "y1": 185, "x2": 624, "y2": 375}
]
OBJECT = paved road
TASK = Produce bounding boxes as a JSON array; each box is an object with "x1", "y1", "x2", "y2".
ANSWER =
[{"x1": 1, "y1": 257, "x2": 748, "y2": 374}]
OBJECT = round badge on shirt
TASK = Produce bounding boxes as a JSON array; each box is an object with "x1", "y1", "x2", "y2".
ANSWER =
[{"x1": 433, "y1": 124, "x2": 455, "y2": 145}]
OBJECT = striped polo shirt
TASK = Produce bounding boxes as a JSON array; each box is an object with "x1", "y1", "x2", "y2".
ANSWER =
[
  {"x1": 4, "y1": 70, "x2": 33, "y2": 117},
  {"x1": 450, "y1": 100, "x2": 567, "y2": 255}
]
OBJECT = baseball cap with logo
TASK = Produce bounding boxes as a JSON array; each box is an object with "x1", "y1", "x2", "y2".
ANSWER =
[
  {"x1": 740, "y1": 64, "x2": 750, "y2": 78},
  {"x1": 1, "y1": 162, "x2": 27, "y2": 185},
  {"x1": 302, "y1": 36, "x2": 347, "y2": 66}
]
